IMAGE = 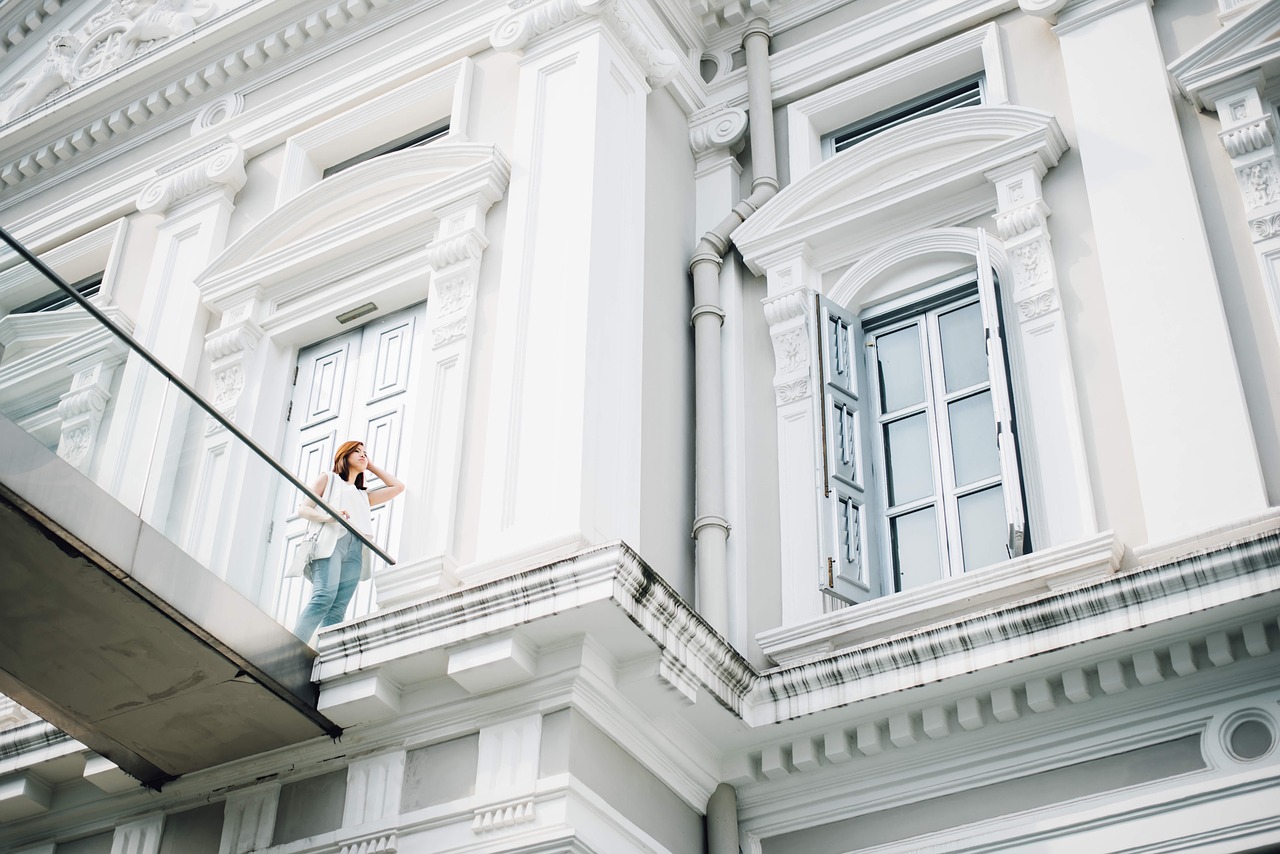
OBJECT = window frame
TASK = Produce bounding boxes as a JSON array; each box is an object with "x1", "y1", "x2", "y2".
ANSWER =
[{"x1": 821, "y1": 73, "x2": 986, "y2": 159}]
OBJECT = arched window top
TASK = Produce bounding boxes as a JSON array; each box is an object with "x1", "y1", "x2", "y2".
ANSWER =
[
  {"x1": 830, "y1": 227, "x2": 1012, "y2": 314},
  {"x1": 734, "y1": 105, "x2": 1066, "y2": 276}
]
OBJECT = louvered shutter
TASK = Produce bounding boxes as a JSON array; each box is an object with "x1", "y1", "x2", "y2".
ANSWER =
[
  {"x1": 975, "y1": 230, "x2": 1026, "y2": 557},
  {"x1": 817, "y1": 294, "x2": 881, "y2": 603}
]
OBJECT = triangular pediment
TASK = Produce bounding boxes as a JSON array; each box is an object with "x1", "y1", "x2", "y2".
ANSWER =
[
  {"x1": 197, "y1": 142, "x2": 510, "y2": 310},
  {"x1": 1170, "y1": 1, "x2": 1280, "y2": 107},
  {"x1": 733, "y1": 106, "x2": 1067, "y2": 274}
]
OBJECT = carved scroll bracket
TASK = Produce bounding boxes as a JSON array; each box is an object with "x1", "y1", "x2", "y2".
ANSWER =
[{"x1": 137, "y1": 140, "x2": 246, "y2": 215}]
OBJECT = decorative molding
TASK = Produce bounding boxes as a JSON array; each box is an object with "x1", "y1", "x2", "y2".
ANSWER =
[
  {"x1": 1249, "y1": 212, "x2": 1280, "y2": 241},
  {"x1": 191, "y1": 92, "x2": 244, "y2": 135},
  {"x1": 775, "y1": 377, "x2": 809, "y2": 404},
  {"x1": 432, "y1": 318, "x2": 467, "y2": 349},
  {"x1": 995, "y1": 201, "x2": 1049, "y2": 239},
  {"x1": 472, "y1": 798, "x2": 536, "y2": 833},
  {"x1": 688, "y1": 104, "x2": 747, "y2": 158},
  {"x1": 761, "y1": 288, "x2": 810, "y2": 327},
  {"x1": 771, "y1": 328, "x2": 807, "y2": 374},
  {"x1": 56, "y1": 357, "x2": 121, "y2": 474},
  {"x1": 1238, "y1": 159, "x2": 1280, "y2": 210},
  {"x1": 0, "y1": 0, "x2": 65, "y2": 60},
  {"x1": 424, "y1": 229, "x2": 487, "y2": 271},
  {"x1": 136, "y1": 141, "x2": 246, "y2": 214},
  {"x1": 0, "y1": 0, "x2": 400, "y2": 189},
  {"x1": 218, "y1": 782, "x2": 279, "y2": 854},
  {"x1": 1221, "y1": 117, "x2": 1274, "y2": 157},
  {"x1": 1017, "y1": 290, "x2": 1057, "y2": 321},
  {"x1": 490, "y1": 0, "x2": 678, "y2": 88},
  {"x1": 338, "y1": 833, "x2": 397, "y2": 854}
]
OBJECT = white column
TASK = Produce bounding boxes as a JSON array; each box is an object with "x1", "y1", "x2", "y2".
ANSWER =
[
  {"x1": 344, "y1": 751, "x2": 406, "y2": 827},
  {"x1": 988, "y1": 160, "x2": 1097, "y2": 547},
  {"x1": 98, "y1": 141, "x2": 246, "y2": 521},
  {"x1": 1028, "y1": 0, "x2": 1267, "y2": 541},
  {"x1": 219, "y1": 782, "x2": 280, "y2": 854},
  {"x1": 379, "y1": 197, "x2": 498, "y2": 606},
  {"x1": 111, "y1": 813, "x2": 164, "y2": 854},
  {"x1": 690, "y1": 105, "x2": 749, "y2": 646},
  {"x1": 762, "y1": 255, "x2": 825, "y2": 627},
  {"x1": 478, "y1": 11, "x2": 652, "y2": 567}
]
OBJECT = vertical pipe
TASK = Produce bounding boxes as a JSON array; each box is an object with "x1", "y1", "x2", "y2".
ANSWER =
[
  {"x1": 691, "y1": 20, "x2": 776, "y2": 637},
  {"x1": 706, "y1": 782, "x2": 739, "y2": 854}
]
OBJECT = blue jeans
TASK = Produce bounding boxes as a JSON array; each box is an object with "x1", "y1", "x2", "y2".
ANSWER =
[{"x1": 293, "y1": 532, "x2": 363, "y2": 643}]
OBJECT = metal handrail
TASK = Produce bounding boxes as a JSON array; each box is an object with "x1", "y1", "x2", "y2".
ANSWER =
[{"x1": 0, "y1": 226, "x2": 395, "y2": 565}]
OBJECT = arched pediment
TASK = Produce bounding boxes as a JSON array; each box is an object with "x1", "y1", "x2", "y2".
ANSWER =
[
  {"x1": 197, "y1": 142, "x2": 510, "y2": 309},
  {"x1": 733, "y1": 105, "x2": 1067, "y2": 274}
]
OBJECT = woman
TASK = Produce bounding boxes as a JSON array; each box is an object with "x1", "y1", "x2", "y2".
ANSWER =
[{"x1": 292, "y1": 440, "x2": 405, "y2": 643}]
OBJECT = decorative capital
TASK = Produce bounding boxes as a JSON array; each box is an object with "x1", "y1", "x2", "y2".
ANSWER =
[
  {"x1": 205, "y1": 318, "x2": 264, "y2": 362},
  {"x1": 491, "y1": 0, "x2": 678, "y2": 88},
  {"x1": 996, "y1": 202, "x2": 1049, "y2": 240},
  {"x1": 1018, "y1": 0, "x2": 1068, "y2": 19},
  {"x1": 137, "y1": 141, "x2": 246, "y2": 215},
  {"x1": 762, "y1": 287, "x2": 811, "y2": 329},
  {"x1": 424, "y1": 229, "x2": 488, "y2": 271},
  {"x1": 689, "y1": 105, "x2": 748, "y2": 159},
  {"x1": 1220, "y1": 117, "x2": 1274, "y2": 158}
]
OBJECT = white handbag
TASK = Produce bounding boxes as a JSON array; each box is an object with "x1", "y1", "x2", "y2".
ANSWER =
[{"x1": 288, "y1": 472, "x2": 335, "y2": 580}]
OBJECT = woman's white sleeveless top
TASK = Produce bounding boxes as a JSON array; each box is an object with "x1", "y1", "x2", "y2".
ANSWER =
[{"x1": 331, "y1": 477, "x2": 373, "y2": 536}]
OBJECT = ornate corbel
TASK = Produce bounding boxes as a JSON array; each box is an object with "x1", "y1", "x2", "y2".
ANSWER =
[
  {"x1": 137, "y1": 141, "x2": 247, "y2": 215},
  {"x1": 988, "y1": 163, "x2": 1062, "y2": 323},
  {"x1": 763, "y1": 286, "x2": 814, "y2": 407},
  {"x1": 1208, "y1": 83, "x2": 1280, "y2": 243},
  {"x1": 203, "y1": 305, "x2": 263, "y2": 432},
  {"x1": 56, "y1": 360, "x2": 117, "y2": 474}
]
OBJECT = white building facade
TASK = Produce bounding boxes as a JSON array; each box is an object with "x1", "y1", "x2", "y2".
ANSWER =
[{"x1": 1, "y1": 0, "x2": 1279, "y2": 849}]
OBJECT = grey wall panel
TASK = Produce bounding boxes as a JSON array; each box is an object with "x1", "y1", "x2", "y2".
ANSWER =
[
  {"x1": 54, "y1": 831, "x2": 113, "y2": 854},
  {"x1": 402, "y1": 733, "x2": 479, "y2": 812},
  {"x1": 159, "y1": 802, "x2": 224, "y2": 854},
  {"x1": 274, "y1": 769, "x2": 346, "y2": 845},
  {"x1": 566, "y1": 711, "x2": 704, "y2": 854}
]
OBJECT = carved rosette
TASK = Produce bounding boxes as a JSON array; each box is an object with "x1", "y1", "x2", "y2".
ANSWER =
[
  {"x1": 491, "y1": 0, "x2": 678, "y2": 89},
  {"x1": 203, "y1": 314, "x2": 263, "y2": 432},
  {"x1": 56, "y1": 361, "x2": 116, "y2": 474},
  {"x1": 764, "y1": 287, "x2": 815, "y2": 407},
  {"x1": 137, "y1": 141, "x2": 247, "y2": 215}
]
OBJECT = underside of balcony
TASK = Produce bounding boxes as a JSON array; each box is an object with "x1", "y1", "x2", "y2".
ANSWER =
[{"x1": 0, "y1": 414, "x2": 338, "y2": 792}]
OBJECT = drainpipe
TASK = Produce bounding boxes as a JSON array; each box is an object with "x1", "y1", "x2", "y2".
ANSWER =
[
  {"x1": 692, "y1": 19, "x2": 778, "y2": 635},
  {"x1": 706, "y1": 782, "x2": 739, "y2": 854}
]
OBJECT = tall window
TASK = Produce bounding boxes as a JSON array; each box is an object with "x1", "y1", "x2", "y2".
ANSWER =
[
  {"x1": 819, "y1": 253, "x2": 1025, "y2": 603},
  {"x1": 821, "y1": 75, "x2": 984, "y2": 158},
  {"x1": 322, "y1": 121, "x2": 450, "y2": 179}
]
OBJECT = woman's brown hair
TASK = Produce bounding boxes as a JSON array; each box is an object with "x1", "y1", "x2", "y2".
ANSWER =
[{"x1": 333, "y1": 440, "x2": 367, "y2": 490}]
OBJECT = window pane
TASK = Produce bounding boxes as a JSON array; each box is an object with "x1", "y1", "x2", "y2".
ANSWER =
[
  {"x1": 949, "y1": 391, "x2": 999, "y2": 486},
  {"x1": 958, "y1": 484, "x2": 1007, "y2": 571},
  {"x1": 892, "y1": 506, "x2": 941, "y2": 591},
  {"x1": 885, "y1": 413, "x2": 933, "y2": 505},
  {"x1": 938, "y1": 302, "x2": 986, "y2": 392},
  {"x1": 876, "y1": 324, "x2": 925, "y2": 412}
]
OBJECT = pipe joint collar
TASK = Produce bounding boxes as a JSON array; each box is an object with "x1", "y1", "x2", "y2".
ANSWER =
[
  {"x1": 692, "y1": 514, "x2": 731, "y2": 538},
  {"x1": 691, "y1": 303, "x2": 727, "y2": 324},
  {"x1": 742, "y1": 18, "x2": 772, "y2": 45},
  {"x1": 751, "y1": 176, "x2": 780, "y2": 194},
  {"x1": 690, "y1": 250, "x2": 726, "y2": 271}
]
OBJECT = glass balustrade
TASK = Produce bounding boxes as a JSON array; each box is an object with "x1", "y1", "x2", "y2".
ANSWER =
[{"x1": 0, "y1": 227, "x2": 395, "y2": 652}]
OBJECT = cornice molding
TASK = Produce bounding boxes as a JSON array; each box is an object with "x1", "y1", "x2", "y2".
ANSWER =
[
  {"x1": 0, "y1": 0, "x2": 64, "y2": 60},
  {"x1": 1169, "y1": 0, "x2": 1280, "y2": 109},
  {"x1": 0, "y1": 0, "x2": 407, "y2": 192}
]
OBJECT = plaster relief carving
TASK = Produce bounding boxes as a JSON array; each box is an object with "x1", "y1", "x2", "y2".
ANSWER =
[
  {"x1": 424, "y1": 230, "x2": 486, "y2": 270},
  {"x1": 432, "y1": 318, "x2": 467, "y2": 348},
  {"x1": 0, "y1": 0, "x2": 218, "y2": 123},
  {"x1": 213, "y1": 364, "x2": 243, "y2": 404},
  {"x1": 774, "y1": 329, "x2": 807, "y2": 373},
  {"x1": 1250, "y1": 212, "x2": 1280, "y2": 241},
  {"x1": 689, "y1": 105, "x2": 747, "y2": 158},
  {"x1": 1017, "y1": 290, "x2": 1057, "y2": 322},
  {"x1": 192, "y1": 92, "x2": 244, "y2": 134},
  {"x1": 1012, "y1": 242, "x2": 1049, "y2": 290},
  {"x1": 57, "y1": 424, "x2": 92, "y2": 468},
  {"x1": 0, "y1": 33, "x2": 78, "y2": 123},
  {"x1": 995, "y1": 205, "x2": 1045, "y2": 240},
  {"x1": 775, "y1": 377, "x2": 810, "y2": 404},
  {"x1": 762, "y1": 288, "x2": 810, "y2": 327},
  {"x1": 434, "y1": 276, "x2": 472, "y2": 315},
  {"x1": 1240, "y1": 161, "x2": 1280, "y2": 210}
]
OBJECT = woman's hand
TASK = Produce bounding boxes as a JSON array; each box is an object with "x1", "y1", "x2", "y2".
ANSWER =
[{"x1": 366, "y1": 459, "x2": 406, "y2": 506}]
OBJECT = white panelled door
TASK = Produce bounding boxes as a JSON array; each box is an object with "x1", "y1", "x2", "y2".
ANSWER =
[{"x1": 271, "y1": 303, "x2": 426, "y2": 628}]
